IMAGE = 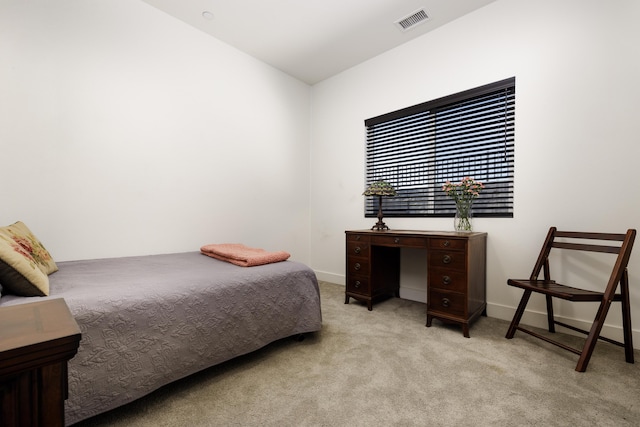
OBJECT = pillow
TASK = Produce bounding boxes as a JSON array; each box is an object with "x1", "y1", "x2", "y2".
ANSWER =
[{"x1": 0, "y1": 221, "x2": 57, "y2": 296}]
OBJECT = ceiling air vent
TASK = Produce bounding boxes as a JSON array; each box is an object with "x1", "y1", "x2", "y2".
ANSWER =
[{"x1": 394, "y1": 8, "x2": 429, "y2": 32}]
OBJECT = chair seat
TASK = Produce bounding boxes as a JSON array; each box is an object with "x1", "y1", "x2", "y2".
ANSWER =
[{"x1": 507, "y1": 279, "x2": 606, "y2": 302}]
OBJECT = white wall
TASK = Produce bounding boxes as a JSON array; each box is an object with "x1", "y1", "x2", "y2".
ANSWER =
[
  {"x1": 3, "y1": 0, "x2": 640, "y2": 347},
  {"x1": 0, "y1": 0, "x2": 312, "y2": 262},
  {"x1": 310, "y1": 0, "x2": 640, "y2": 344}
]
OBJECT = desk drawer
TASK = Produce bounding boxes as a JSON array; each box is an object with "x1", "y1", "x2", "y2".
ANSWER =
[
  {"x1": 428, "y1": 250, "x2": 466, "y2": 271},
  {"x1": 347, "y1": 258, "x2": 369, "y2": 275},
  {"x1": 428, "y1": 268, "x2": 467, "y2": 293},
  {"x1": 347, "y1": 241, "x2": 370, "y2": 257},
  {"x1": 346, "y1": 276, "x2": 370, "y2": 296},
  {"x1": 347, "y1": 233, "x2": 370, "y2": 243},
  {"x1": 429, "y1": 289, "x2": 465, "y2": 317},
  {"x1": 428, "y1": 238, "x2": 467, "y2": 251},
  {"x1": 370, "y1": 235, "x2": 426, "y2": 248}
]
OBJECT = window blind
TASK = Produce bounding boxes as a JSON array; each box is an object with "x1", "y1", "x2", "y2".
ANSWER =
[{"x1": 364, "y1": 77, "x2": 515, "y2": 218}]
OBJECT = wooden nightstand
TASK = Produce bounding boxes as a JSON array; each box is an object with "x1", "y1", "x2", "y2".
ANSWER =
[{"x1": 0, "y1": 298, "x2": 81, "y2": 427}]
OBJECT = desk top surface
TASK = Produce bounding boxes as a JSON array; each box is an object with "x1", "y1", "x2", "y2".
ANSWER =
[{"x1": 346, "y1": 229, "x2": 487, "y2": 238}]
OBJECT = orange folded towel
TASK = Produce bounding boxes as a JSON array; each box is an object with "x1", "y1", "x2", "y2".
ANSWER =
[{"x1": 200, "y1": 243, "x2": 290, "y2": 267}]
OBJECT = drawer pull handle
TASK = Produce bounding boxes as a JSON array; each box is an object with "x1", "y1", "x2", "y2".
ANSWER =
[
  {"x1": 355, "y1": 280, "x2": 361, "y2": 288},
  {"x1": 441, "y1": 298, "x2": 450, "y2": 308},
  {"x1": 443, "y1": 240, "x2": 450, "y2": 247},
  {"x1": 354, "y1": 246, "x2": 361, "y2": 254},
  {"x1": 442, "y1": 275, "x2": 451, "y2": 285},
  {"x1": 354, "y1": 262, "x2": 361, "y2": 271},
  {"x1": 355, "y1": 235, "x2": 361, "y2": 241},
  {"x1": 394, "y1": 237, "x2": 400, "y2": 244},
  {"x1": 442, "y1": 255, "x2": 452, "y2": 264}
]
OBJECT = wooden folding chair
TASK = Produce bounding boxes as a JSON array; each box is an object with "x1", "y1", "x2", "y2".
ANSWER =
[{"x1": 505, "y1": 227, "x2": 636, "y2": 372}]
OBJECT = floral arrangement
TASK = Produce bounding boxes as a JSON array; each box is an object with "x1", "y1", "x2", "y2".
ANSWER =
[{"x1": 442, "y1": 177, "x2": 484, "y2": 231}]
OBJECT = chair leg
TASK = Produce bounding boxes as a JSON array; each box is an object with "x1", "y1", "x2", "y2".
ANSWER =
[
  {"x1": 620, "y1": 271, "x2": 635, "y2": 364},
  {"x1": 506, "y1": 290, "x2": 532, "y2": 339},
  {"x1": 576, "y1": 298, "x2": 614, "y2": 372},
  {"x1": 546, "y1": 295, "x2": 555, "y2": 333}
]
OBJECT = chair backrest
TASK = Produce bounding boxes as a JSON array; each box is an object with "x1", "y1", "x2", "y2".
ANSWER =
[{"x1": 529, "y1": 227, "x2": 636, "y2": 297}]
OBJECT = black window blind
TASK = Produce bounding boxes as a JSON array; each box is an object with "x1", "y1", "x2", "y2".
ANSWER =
[{"x1": 364, "y1": 77, "x2": 515, "y2": 218}]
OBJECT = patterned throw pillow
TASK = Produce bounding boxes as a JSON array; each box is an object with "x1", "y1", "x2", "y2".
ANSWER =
[{"x1": 0, "y1": 221, "x2": 58, "y2": 296}]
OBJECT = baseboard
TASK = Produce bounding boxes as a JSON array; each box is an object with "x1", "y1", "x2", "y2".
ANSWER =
[
  {"x1": 399, "y1": 286, "x2": 427, "y2": 303},
  {"x1": 314, "y1": 270, "x2": 344, "y2": 285}
]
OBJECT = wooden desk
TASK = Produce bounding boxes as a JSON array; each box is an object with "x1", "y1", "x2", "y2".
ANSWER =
[
  {"x1": 345, "y1": 229, "x2": 487, "y2": 337},
  {"x1": 0, "y1": 298, "x2": 81, "y2": 427}
]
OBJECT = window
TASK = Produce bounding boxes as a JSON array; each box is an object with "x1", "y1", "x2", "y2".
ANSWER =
[{"x1": 364, "y1": 77, "x2": 515, "y2": 218}]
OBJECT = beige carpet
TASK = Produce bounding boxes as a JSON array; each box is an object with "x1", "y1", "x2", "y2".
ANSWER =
[{"x1": 75, "y1": 281, "x2": 640, "y2": 427}]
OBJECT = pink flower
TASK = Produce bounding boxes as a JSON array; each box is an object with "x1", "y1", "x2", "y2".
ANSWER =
[{"x1": 442, "y1": 177, "x2": 484, "y2": 204}]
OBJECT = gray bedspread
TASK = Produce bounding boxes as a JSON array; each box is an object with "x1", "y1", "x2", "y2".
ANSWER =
[{"x1": 0, "y1": 252, "x2": 322, "y2": 425}]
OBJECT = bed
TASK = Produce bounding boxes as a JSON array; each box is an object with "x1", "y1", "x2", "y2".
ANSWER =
[{"x1": 0, "y1": 251, "x2": 322, "y2": 425}]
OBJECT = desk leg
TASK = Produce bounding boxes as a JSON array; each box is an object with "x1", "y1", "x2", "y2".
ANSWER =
[
  {"x1": 426, "y1": 315, "x2": 471, "y2": 338},
  {"x1": 461, "y1": 324, "x2": 470, "y2": 338}
]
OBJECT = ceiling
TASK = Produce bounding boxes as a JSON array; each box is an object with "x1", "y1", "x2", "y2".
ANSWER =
[{"x1": 140, "y1": 0, "x2": 497, "y2": 85}]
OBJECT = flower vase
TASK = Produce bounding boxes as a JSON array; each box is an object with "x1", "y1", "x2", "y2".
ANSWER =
[{"x1": 454, "y1": 202, "x2": 473, "y2": 232}]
